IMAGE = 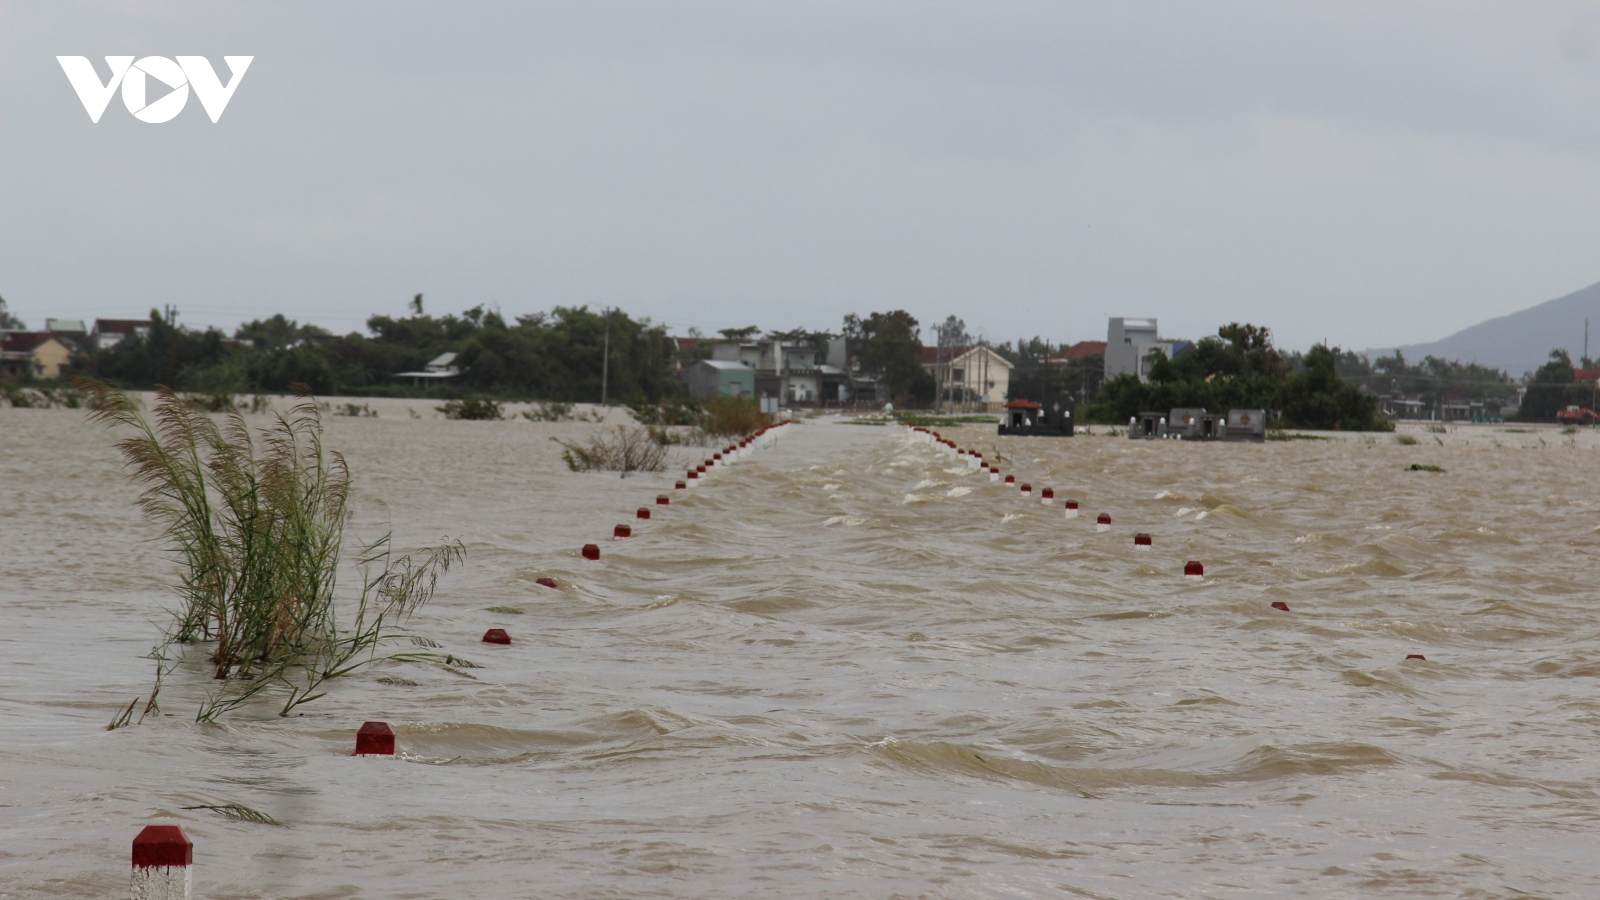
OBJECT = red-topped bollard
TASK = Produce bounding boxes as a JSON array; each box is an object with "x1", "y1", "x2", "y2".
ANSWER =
[
  {"x1": 1133, "y1": 532, "x2": 1152, "y2": 548},
  {"x1": 1064, "y1": 499, "x2": 1079, "y2": 519},
  {"x1": 1020, "y1": 483, "x2": 1032, "y2": 495},
  {"x1": 1406, "y1": 654, "x2": 1427, "y2": 661},
  {"x1": 1040, "y1": 488, "x2": 1054, "y2": 504},
  {"x1": 1184, "y1": 560, "x2": 1204, "y2": 579},
  {"x1": 656, "y1": 494, "x2": 670, "y2": 505},
  {"x1": 636, "y1": 507, "x2": 650, "y2": 520},
  {"x1": 1004, "y1": 475, "x2": 1015, "y2": 485},
  {"x1": 1096, "y1": 513, "x2": 1111, "y2": 532},
  {"x1": 675, "y1": 481, "x2": 687, "y2": 490},
  {"x1": 614, "y1": 524, "x2": 632, "y2": 538},
  {"x1": 356, "y1": 721, "x2": 395, "y2": 756},
  {"x1": 1270, "y1": 601, "x2": 1290, "y2": 612},
  {"x1": 482, "y1": 628, "x2": 511, "y2": 644},
  {"x1": 132, "y1": 824, "x2": 192, "y2": 900},
  {"x1": 536, "y1": 577, "x2": 559, "y2": 589},
  {"x1": 582, "y1": 543, "x2": 601, "y2": 560}
]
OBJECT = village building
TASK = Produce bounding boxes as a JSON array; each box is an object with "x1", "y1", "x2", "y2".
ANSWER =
[
  {"x1": 1104, "y1": 318, "x2": 1189, "y2": 383},
  {"x1": 1047, "y1": 340, "x2": 1106, "y2": 364},
  {"x1": 45, "y1": 318, "x2": 87, "y2": 337},
  {"x1": 689, "y1": 337, "x2": 880, "y2": 406},
  {"x1": 680, "y1": 359, "x2": 757, "y2": 398},
  {"x1": 394, "y1": 352, "x2": 462, "y2": 388},
  {"x1": 91, "y1": 318, "x2": 152, "y2": 349},
  {"x1": 0, "y1": 331, "x2": 74, "y2": 379},
  {"x1": 916, "y1": 345, "x2": 1013, "y2": 410}
]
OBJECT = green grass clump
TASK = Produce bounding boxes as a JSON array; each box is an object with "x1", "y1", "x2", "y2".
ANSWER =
[
  {"x1": 1394, "y1": 434, "x2": 1419, "y2": 445},
  {"x1": 78, "y1": 379, "x2": 463, "y2": 722}
]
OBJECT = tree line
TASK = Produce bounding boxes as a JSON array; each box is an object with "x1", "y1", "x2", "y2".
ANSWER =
[
  {"x1": 8, "y1": 293, "x2": 1592, "y2": 424},
  {"x1": 1082, "y1": 323, "x2": 1390, "y2": 430}
]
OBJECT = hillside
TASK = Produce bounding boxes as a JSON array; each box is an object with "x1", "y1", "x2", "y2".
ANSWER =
[{"x1": 1374, "y1": 281, "x2": 1600, "y2": 375}]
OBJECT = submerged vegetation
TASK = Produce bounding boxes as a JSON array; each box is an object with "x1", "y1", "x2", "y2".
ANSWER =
[
  {"x1": 555, "y1": 425, "x2": 669, "y2": 474},
  {"x1": 77, "y1": 378, "x2": 463, "y2": 722},
  {"x1": 180, "y1": 803, "x2": 282, "y2": 826},
  {"x1": 699, "y1": 395, "x2": 765, "y2": 438},
  {"x1": 1, "y1": 379, "x2": 82, "y2": 409},
  {"x1": 437, "y1": 396, "x2": 504, "y2": 420}
]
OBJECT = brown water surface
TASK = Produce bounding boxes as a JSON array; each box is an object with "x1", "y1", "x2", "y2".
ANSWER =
[{"x1": 2, "y1": 405, "x2": 1598, "y2": 898}]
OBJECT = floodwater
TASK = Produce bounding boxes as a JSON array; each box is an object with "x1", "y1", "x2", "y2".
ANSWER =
[{"x1": 3, "y1": 401, "x2": 1599, "y2": 899}]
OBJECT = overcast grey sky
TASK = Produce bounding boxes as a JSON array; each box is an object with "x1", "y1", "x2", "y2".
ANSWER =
[{"x1": 4, "y1": 1, "x2": 1600, "y2": 351}]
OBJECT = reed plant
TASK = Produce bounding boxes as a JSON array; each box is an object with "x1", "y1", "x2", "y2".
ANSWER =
[{"x1": 77, "y1": 379, "x2": 463, "y2": 722}]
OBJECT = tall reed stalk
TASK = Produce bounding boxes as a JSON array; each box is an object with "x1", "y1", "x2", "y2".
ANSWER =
[{"x1": 78, "y1": 379, "x2": 463, "y2": 721}]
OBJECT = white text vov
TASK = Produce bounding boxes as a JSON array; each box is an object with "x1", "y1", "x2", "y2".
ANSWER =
[{"x1": 57, "y1": 56, "x2": 253, "y2": 123}]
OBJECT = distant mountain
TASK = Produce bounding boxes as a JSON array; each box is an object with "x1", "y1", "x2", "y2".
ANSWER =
[{"x1": 1368, "y1": 281, "x2": 1600, "y2": 376}]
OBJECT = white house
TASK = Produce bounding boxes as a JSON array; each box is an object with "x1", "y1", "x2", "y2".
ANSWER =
[{"x1": 917, "y1": 345, "x2": 1013, "y2": 410}]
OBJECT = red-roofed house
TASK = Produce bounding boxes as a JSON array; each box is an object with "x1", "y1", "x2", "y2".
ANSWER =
[
  {"x1": 92, "y1": 318, "x2": 152, "y2": 350},
  {"x1": 1047, "y1": 340, "x2": 1106, "y2": 363},
  {"x1": 0, "y1": 331, "x2": 73, "y2": 378}
]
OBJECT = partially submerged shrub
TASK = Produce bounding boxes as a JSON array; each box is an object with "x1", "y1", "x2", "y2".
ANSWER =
[
  {"x1": 522, "y1": 400, "x2": 575, "y2": 422},
  {"x1": 185, "y1": 390, "x2": 237, "y2": 413},
  {"x1": 1, "y1": 380, "x2": 82, "y2": 409},
  {"x1": 334, "y1": 402, "x2": 377, "y2": 417},
  {"x1": 77, "y1": 378, "x2": 463, "y2": 721},
  {"x1": 438, "y1": 397, "x2": 504, "y2": 420},
  {"x1": 1395, "y1": 434, "x2": 1419, "y2": 445},
  {"x1": 700, "y1": 394, "x2": 764, "y2": 438},
  {"x1": 555, "y1": 425, "x2": 668, "y2": 474},
  {"x1": 628, "y1": 395, "x2": 702, "y2": 426}
]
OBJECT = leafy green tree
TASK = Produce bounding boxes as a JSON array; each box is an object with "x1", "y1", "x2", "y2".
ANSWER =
[
  {"x1": 1519, "y1": 349, "x2": 1585, "y2": 422},
  {"x1": 90, "y1": 309, "x2": 238, "y2": 390},
  {"x1": 842, "y1": 310, "x2": 934, "y2": 406},
  {"x1": 768, "y1": 327, "x2": 837, "y2": 365},
  {"x1": 0, "y1": 294, "x2": 23, "y2": 330},
  {"x1": 1279, "y1": 344, "x2": 1387, "y2": 430},
  {"x1": 1084, "y1": 324, "x2": 1386, "y2": 430}
]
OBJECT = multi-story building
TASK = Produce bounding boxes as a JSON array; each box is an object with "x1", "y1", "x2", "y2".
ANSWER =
[{"x1": 1104, "y1": 317, "x2": 1183, "y2": 382}]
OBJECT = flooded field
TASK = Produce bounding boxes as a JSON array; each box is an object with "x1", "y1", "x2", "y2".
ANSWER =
[{"x1": 2, "y1": 402, "x2": 1599, "y2": 898}]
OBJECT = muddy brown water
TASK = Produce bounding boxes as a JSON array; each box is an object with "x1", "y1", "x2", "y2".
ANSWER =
[{"x1": 2, "y1": 403, "x2": 1599, "y2": 898}]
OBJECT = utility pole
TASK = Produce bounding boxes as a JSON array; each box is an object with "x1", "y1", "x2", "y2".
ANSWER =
[{"x1": 600, "y1": 306, "x2": 611, "y2": 405}]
